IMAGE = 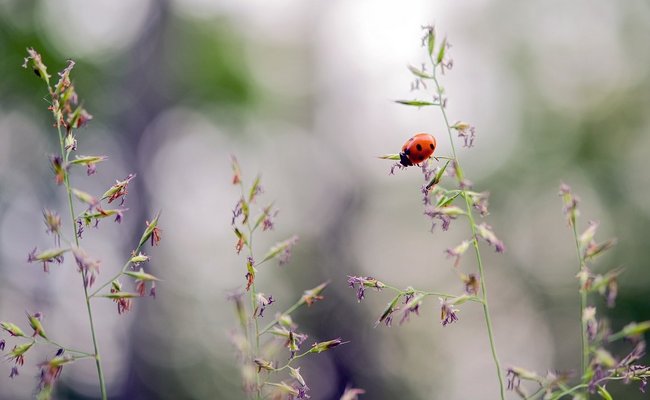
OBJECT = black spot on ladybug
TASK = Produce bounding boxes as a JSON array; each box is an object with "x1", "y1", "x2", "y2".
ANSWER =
[
  {"x1": 429, "y1": 143, "x2": 434, "y2": 150},
  {"x1": 417, "y1": 155, "x2": 424, "y2": 161},
  {"x1": 404, "y1": 148, "x2": 410, "y2": 155},
  {"x1": 416, "y1": 144, "x2": 422, "y2": 151}
]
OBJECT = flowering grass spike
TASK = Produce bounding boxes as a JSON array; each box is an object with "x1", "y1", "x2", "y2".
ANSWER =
[
  {"x1": 228, "y1": 157, "x2": 350, "y2": 399},
  {"x1": 0, "y1": 48, "x2": 163, "y2": 400},
  {"x1": 505, "y1": 184, "x2": 650, "y2": 398}
]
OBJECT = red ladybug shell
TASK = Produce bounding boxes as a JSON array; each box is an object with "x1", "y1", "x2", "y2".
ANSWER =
[{"x1": 399, "y1": 133, "x2": 436, "y2": 166}]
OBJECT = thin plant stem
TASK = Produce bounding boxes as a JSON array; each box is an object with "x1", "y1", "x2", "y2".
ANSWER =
[
  {"x1": 54, "y1": 120, "x2": 107, "y2": 400},
  {"x1": 250, "y1": 281, "x2": 261, "y2": 400},
  {"x1": 431, "y1": 62, "x2": 506, "y2": 399},
  {"x1": 549, "y1": 383, "x2": 588, "y2": 400},
  {"x1": 239, "y1": 182, "x2": 262, "y2": 400},
  {"x1": 272, "y1": 351, "x2": 310, "y2": 372},
  {"x1": 382, "y1": 284, "x2": 484, "y2": 304},
  {"x1": 36, "y1": 337, "x2": 95, "y2": 357},
  {"x1": 571, "y1": 223, "x2": 589, "y2": 384}
]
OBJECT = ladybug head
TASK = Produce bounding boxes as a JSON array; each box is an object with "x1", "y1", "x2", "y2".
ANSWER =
[{"x1": 399, "y1": 152, "x2": 413, "y2": 167}]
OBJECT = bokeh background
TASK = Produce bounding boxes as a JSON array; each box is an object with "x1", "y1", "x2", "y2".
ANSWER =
[{"x1": 1, "y1": 0, "x2": 650, "y2": 399}]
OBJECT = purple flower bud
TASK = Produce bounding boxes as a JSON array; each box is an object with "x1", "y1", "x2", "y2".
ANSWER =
[
  {"x1": 71, "y1": 188, "x2": 99, "y2": 210},
  {"x1": 278, "y1": 236, "x2": 298, "y2": 266},
  {"x1": 588, "y1": 366, "x2": 607, "y2": 393},
  {"x1": 445, "y1": 240, "x2": 471, "y2": 268},
  {"x1": 9, "y1": 366, "x2": 18, "y2": 378},
  {"x1": 506, "y1": 368, "x2": 520, "y2": 391},
  {"x1": 254, "y1": 358, "x2": 275, "y2": 372},
  {"x1": 261, "y1": 208, "x2": 279, "y2": 231},
  {"x1": 439, "y1": 298, "x2": 459, "y2": 326},
  {"x1": 27, "y1": 247, "x2": 66, "y2": 272},
  {"x1": 43, "y1": 209, "x2": 62, "y2": 246},
  {"x1": 475, "y1": 223, "x2": 505, "y2": 253},
  {"x1": 421, "y1": 160, "x2": 435, "y2": 182},
  {"x1": 231, "y1": 199, "x2": 244, "y2": 226},
  {"x1": 245, "y1": 256, "x2": 255, "y2": 291},
  {"x1": 110, "y1": 282, "x2": 133, "y2": 315},
  {"x1": 296, "y1": 385, "x2": 310, "y2": 399},
  {"x1": 606, "y1": 279, "x2": 618, "y2": 308},
  {"x1": 462, "y1": 273, "x2": 480, "y2": 296},
  {"x1": 301, "y1": 282, "x2": 328, "y2": 306},
  {"x1": 559, "y1": 183, "x2": 580, "y2": 227},
  {"x1": 347, "y1": 276, "x2": 385, "y2": 302},
  {"x1": 375, "y1": 296, "x2": 400, "y2": 328},
  {"x1": 231, "y1": 155, "x2": 242, "y2": 185},
  {"x1": 27, "y1": 312, "x2": 47, "y2": 339},
  {"x1": 255, "y1": 293, "x2": 274, "y2": 317},
  {"x1": 0, "y1": 339, "x2": 5, "y2": 350},
  {"x1": 451, "y1": 121, "x2": 476, "y2": 148},
  {"x1": 400, "y1": 293, "x2": 424, "y2": 325},
  {"x1": 248, "y1": 175, "x2": 263, "y2": 203},
  {"x1": 8, "y1": 342, "x2": 33, "y2": 365},
  {"x1": 234, "y1": 227, "x2": 247, "y2": 254},
  {"x1": 424, "y1": 205, "x2": 465, "y2": 232},
  {"x1": 468, "y1": 191, "x2": 489, "y2": 216},
  {"x1": 289, "y1": 366, "x2": 306, "y2": 387},
  {"x1": 86, "y1": 163, "x2": 96, "y2": 175},
  {"x1": 583, "y1": 307, "x2": 598, "y2": 342},
  {"x1": 72, "y1": 247, "x2": 101, "y2": 289},
  {"x1": 64, "y1": 134, "x2": 77, "y2": 152},
  {"x1": 136, "y1": 280, "x2": 146, "y2": 297},
  {"x1": 309, "y1": 338, "x2": 348, "y2": 354},
  {"x1": 421, "y1": 185, "x2": 432, "y2": 206},
  {"x1": 38, "y1": 355, "x2": 74, "y2": 392},
  {"x1": 1, "y1": 322, "x2": 25, "y2": 337},
  {"x1": 584, "y1": 238, "x2": 617, "y2": 261},
  {"x1": 101, "y1": 173, "x2": 135, "y2": 204},
  {"x1": 76, "y1": 220, "x2": 84, "y2": 239},
  {"x1": 23, "y1": 48, "x2": 51, "y2": 82},
  {"x1": 287, "y1": 330, "x2": 305, "y2": 359}
]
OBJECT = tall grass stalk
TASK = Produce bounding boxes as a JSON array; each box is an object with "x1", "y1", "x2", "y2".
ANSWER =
[{"x1": 430, "y1": 42, "x2": 506, "y2": 400}]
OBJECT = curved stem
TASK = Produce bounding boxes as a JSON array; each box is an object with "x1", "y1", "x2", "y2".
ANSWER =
[{"x1": 431, "y1": 62, "x2": 506, "y2": 399}]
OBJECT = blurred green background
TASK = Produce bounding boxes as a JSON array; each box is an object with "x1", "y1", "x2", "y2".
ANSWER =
[{"x1": 1, "y1": 0, "x2": 650, "y2": 398}]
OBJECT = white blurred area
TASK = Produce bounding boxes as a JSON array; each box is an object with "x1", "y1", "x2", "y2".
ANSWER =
[{"x1": 1, "y1": 0, "x2": 649, "y2": 399}]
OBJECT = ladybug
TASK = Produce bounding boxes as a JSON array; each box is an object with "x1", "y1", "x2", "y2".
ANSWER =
[{"x1": 399, "y1": 133, "x2": 437, "y2": 166}]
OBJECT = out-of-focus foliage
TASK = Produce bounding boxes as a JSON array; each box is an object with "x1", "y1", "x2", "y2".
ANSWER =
[{"x1": 1, "y1": 0, "x2": 650, "y2": 399}]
